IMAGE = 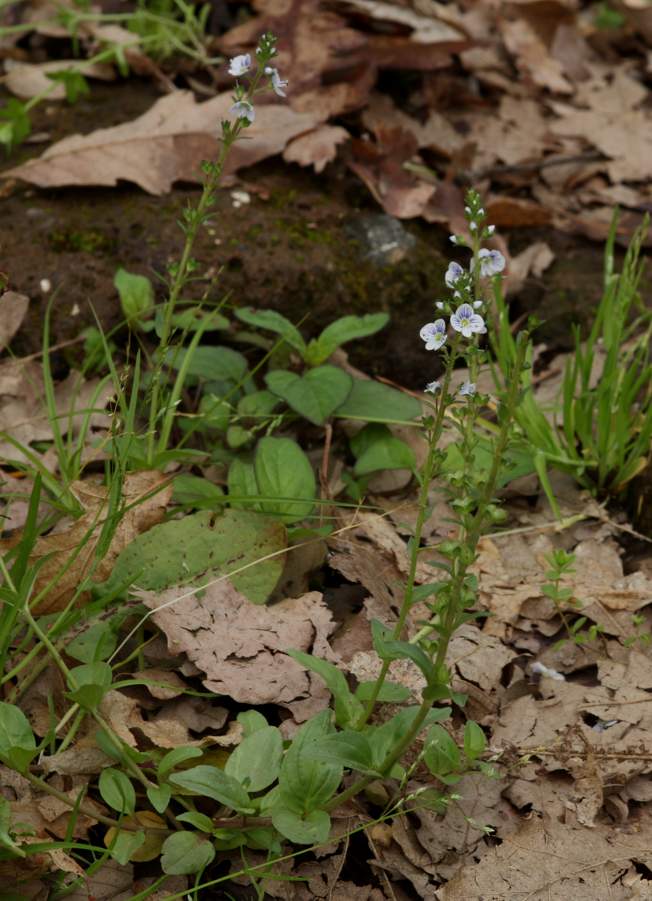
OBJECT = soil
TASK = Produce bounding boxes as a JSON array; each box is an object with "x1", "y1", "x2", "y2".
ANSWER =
[{"x1": 1, "y1": 79, "x2": 611, "y2": 390}]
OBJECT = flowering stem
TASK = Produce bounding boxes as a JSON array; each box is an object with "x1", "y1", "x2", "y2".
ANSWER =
[{"x1": 359, "y1": 346, "x2": 458, "y2": 726}]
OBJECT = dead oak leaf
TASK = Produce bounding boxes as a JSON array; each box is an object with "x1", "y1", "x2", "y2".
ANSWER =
[
  {"x1": 551, "y1": 68, "x2": 652, "y2": 182},
  {"x1": 137, "y1": 582, "x2": 339, "y2": 720},
  {"x1": 283, "y1": 125, "x2": 349, "y2": 173},
  {"x1": 437, "y1": 814, "x2": 652, "y2": 900},
  {"x1": 4, "y1": 58, "x2": 114, "y2": 101},
  {"x1": 0, "y1": 291, "x2": 29, "y2": 352},
  {"x1": 5, "y1": 91, "x2": 318, "y2": 195}
]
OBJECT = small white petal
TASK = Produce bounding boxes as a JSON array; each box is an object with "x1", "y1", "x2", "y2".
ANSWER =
[
  {"x1": 228, "y1": 54, "x2": 251, "y2": 76},
  {"x1": 459, "y1": 381, "x2": 476, "y2": 397},
  {"x1": 425, "y1": 380, "x2": 441, "y2": 394},
  {"x1": 445, "y1": 261, "x2": 464, "y2": 289}
]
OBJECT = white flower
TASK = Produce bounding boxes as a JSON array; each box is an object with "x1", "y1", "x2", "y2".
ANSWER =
[
  {"x1": 459, "y1": 381, "x2": 476, "y2": 397},
  {"x1": 425, "y1": 380, "x2": 441, "y2": 394},
  {"x1": 445, "y1": 261, "x2": 464, "y2": 289},
  {"x1": 228, "y1": 54, "x2": 251, "y2": 77},
  {"x1": 230, "y1": 100, "x2": 255, "y2": 122},
  {"x1": 435, "y1": 301, "x2": 444, "y2": 310},
  {"x1": 265, "y1": 66, "x2": 288, "y2": 97},
  {"x1": 450, "y1": 303, "x2": 485, "y2": 338},
  {"x1": 478, "y1": 248, "x2": 505, "y2": 277},
  {"x1": 420, "y1": 319, "x2": 447, "y2": 351},
  {"x1": 486, "y1": 224, "x2": 495, "y2": 236},
  {"x1": 469, "y1": 221, "x2": 477, "y2": 231},
  {"x1": 478, "y1": 207, "x2": 485, "y2": 217},
  {"x1": 449, "y1": 235, "x2": 459, "y2": 244},
  {"x1": 464, "y1": 206, "x2": 471, "y2": 215},
  {"x1": 473, "y1": 300, "x2": 483, "y2": 309}
]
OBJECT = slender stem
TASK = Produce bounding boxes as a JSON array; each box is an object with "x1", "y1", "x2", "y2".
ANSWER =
[{"x1": 359, "y1": 347, "x2": 457, "y2": 726}]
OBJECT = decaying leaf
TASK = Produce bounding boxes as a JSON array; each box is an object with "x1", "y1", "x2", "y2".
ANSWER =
[
  {"x1": 0, "y1": 291, "x2": 29, "y2": 351},
  {"x1": 5, "y1": 91, "x2": 318, "y2": 194},
  {"x1": 283, "y1": 124, "x2": 349, "y2": 173},
  {"x1": 2, "y1": 471, "x2": 173, "y2": 613},
  {"x1": 438, "y1": 813, "x2": 652, "y2": 900},
  {"x1": 4, "y1": 58, "x2": 115, "y2": 100},
  {"x1": 137, "y1": 582, "x2": 339, "y2": 720}
]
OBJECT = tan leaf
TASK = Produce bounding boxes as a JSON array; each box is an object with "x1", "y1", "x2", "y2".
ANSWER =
[
  {"x1": 0, "y1": 291, "x2": 29, "y2": 351},
  {"x1": 137, "y1": 582, "x2": 339, "y2": 719},
  {"x1": 2, "y1": 471, "x2": 173, "y2": 614},
  {"x1": 4, "y1": 59, "x2": 114, "y2": 101},
  {"x1": 283, "y1": 125, "x2": 349, "y2": 173},
  {"x1": 5, "y1": 91, "x2": 318, "y2": 195},
  {"x1": 439, "y1": 814, "x2": 652, "y2": 900}
]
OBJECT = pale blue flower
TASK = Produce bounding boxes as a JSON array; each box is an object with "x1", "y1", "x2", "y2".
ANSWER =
[
  {"x1": 425, "y1": 380, "x2": 441, "y2": 394},
  {"x1": 420, "y1": 319, "x2": 447, "y2": 351},
  {"x1": 265, "y1": 66, "x2": 288, "y2": 97},
  {"x1": 478, "y1": 248, "x2": 505, "y2": 277},
  {"x1": 450, "y1": 303, "x2": 485, "y2": 338},
  {"x1": 459, "y1": 381, "x2": 476, "y2": 397},
  {"x1": 228, "y1": 54, "x2": 251, "y2": 77},
  {"x1": 473, "y1": 300, "x2": 483, "y2": 309},
  {"x1": 445, "y1": 261, "x2": 464, "y2": 288},
  {"x1": 230, "y1": 100, "x2": 255, "y2": 122}
]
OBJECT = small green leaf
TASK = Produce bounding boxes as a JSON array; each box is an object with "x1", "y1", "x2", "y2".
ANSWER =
[
  {"x1": 114, "y1": 268, "x2": 154, "y2": 327},
  {"x1": 237, "y1": 710, "x2": 269, "y2": 737},
  {"x1": 279, "y1": 711, "x2": 342, "y2": 813},
  {"x1": 107, "y1": 829, "x2": 145, "y2": 866},
  {"x1": 147, "y1": 784, "x2": 172, "y2": 814},
  {"x1": 254, "y1": 437, "x2": 316, "y2": 524},
  {"x1": 355, "y1": 681, "x2": 411, "y2": 704},
  {"x1": 198, "y1": 394, "x2": 232, "y2": 432},
  {"x1": 157, "y1": 746, "x2": 203, "y2": 778},
  {"x1": 169, "y1": 765, "x2": 253, "y2": 814},
  {"x1": 305, "y1": 313, "x2": 389, "y2": 365},
  {"x1": 424, "y1": 724, "x2": 461, "y2": 779},
  {"x1": 176, "y1": 811, "x2": 215, "y2": 832},
  {"x1": 0, "y1": 702, "x2": 36, "y2": 773},
  {"x1": 265, "y1": 366, "x2": 352, "y2": 425},
  {"x1": 307, "y1": 730, "x2": 376, "y2": 774},
  {"x1": 66, "y1": 621, "x2": 116, "y2": 664},
  {"x1": 287, "y1": 650, "x2": 362, "y2": 728},
  {"x1": 225, "y1": 725, "x2": 283, "y2": 792},
  {"x1": 370, "y1": 621, "x2": 435, "y2": 684},
  {"x1": 172, "y1": 474, "x2": 224, "y2": 509},
  {"x1": 166, "y1": 345, "x2": 248, "y2": 385},
  {"x1": 161, "y1": 831, "x2": 216, "y2": 875},
  {"x1": 335, "y1": 379, "x2": 421, "y2": 423},
  {"x1": 350, "y1": 424, "x2": 416, "y2": 475},
  {"x1": 99, "y1": 768, "x2": 136, "y2": 815},
  {"x1": 66, "y1": 662, "x2": 112, "y2": 710},
  {"x1": 234, "y1": 307, "x2": 306, "y2": 354},
  {"x1": 271, "y1": 807, "x2": 331, "y2": 845},
  {"x1": 47, "y1": 69, "x2": 89, "y2": 103},
  {"x1": 463, "y1": 721, "x2": 486, "y2": 761}
]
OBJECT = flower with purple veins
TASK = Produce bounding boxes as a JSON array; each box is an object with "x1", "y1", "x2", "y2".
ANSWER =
[
  {"x1": 459, "y1": 381, "x2": 476, "y2": 397},
  {"x1": 230, "y1": 100, "x2": 255, "y2": 123},
  {"x1": 450, "y1": 303, "x2": 485, "y2": 338},
  {"x1": 420, "y1": 319, "x2": 447, "y2": 351},
  {"x1": 425, "y1": 380, "x2": 441, "y2": 394},
  {"x1": 445, "y1": 261, "x2": 464, "y2": 289},
  {"x1": 228, "y1": 54, "x2": 251, "y2": 77},
  {"x1": 478, "y1": 248, "x2": 505, "y2": 277},
  {"x1": 265, "y1": 66, "x2": 288, "y2": 97}
]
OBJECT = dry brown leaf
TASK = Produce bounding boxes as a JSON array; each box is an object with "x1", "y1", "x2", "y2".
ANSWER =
[
  {"x1": 137, "y1": 582, "x2": 339, "y2": 720},
  {"x1": 505, "y1": 240, "x2": 555, "y2": 295},
  {"x1": 2, "y1": 471, "x2": 172, "y2": 614},
  {"x1": 5, "y1": 91, "x2": 318, "y2": 194},
  {"x1": 500, "y1": 13, "x2": 574, "y2": 94},
  {"x1": 282, "y1": 125, "x2": 349, "y2": 173},
  {"x1": 437, "y1": 813, "x2": 652, "y2": 900},
  {"x1": 0, "y1": 291, "x2": 29, "y2": 351},
  {"x1": 551, "y1": 68, "x2": 652, "y2": 182},
  {"x1": 4, "y1": 59, "x2": 115, "y2": 100}
]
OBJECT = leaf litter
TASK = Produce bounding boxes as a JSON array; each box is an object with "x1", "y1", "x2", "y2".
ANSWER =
[{"x1": 2, "y1": 2, "x2": 652, "y2": 898}]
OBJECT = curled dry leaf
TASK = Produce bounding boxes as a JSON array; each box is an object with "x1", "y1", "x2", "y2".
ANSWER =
[
  {"x1": 5, "y1": 91, "x2": 318, "y2": 195},
  {"x1": 137, "y1": 582, "x2": 340, "y2": 720},
  {"x1": 0, "y1": 471, "x2": 172, "y2": 614},
  {"x1": 4, "y1": 59, "x2": 115, "y2": 101},
  {"x1": 283, "y1": 124, "x2": 349, "y2": 173},
  {"x1": 0, "y1": 291, "x2": 29, "y2": 352},
  {"x1": 438, "y1": 814, "x2": 652, "y2": 900}
]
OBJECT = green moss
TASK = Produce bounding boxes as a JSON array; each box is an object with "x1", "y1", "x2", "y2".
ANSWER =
[{"x1": 48, "y1": 228, "x2": 116, "y2": 255}]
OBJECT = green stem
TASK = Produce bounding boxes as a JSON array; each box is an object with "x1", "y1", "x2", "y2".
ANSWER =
[{"x1": 359, "y1": 346, "x2": 458, "y2": 726}]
